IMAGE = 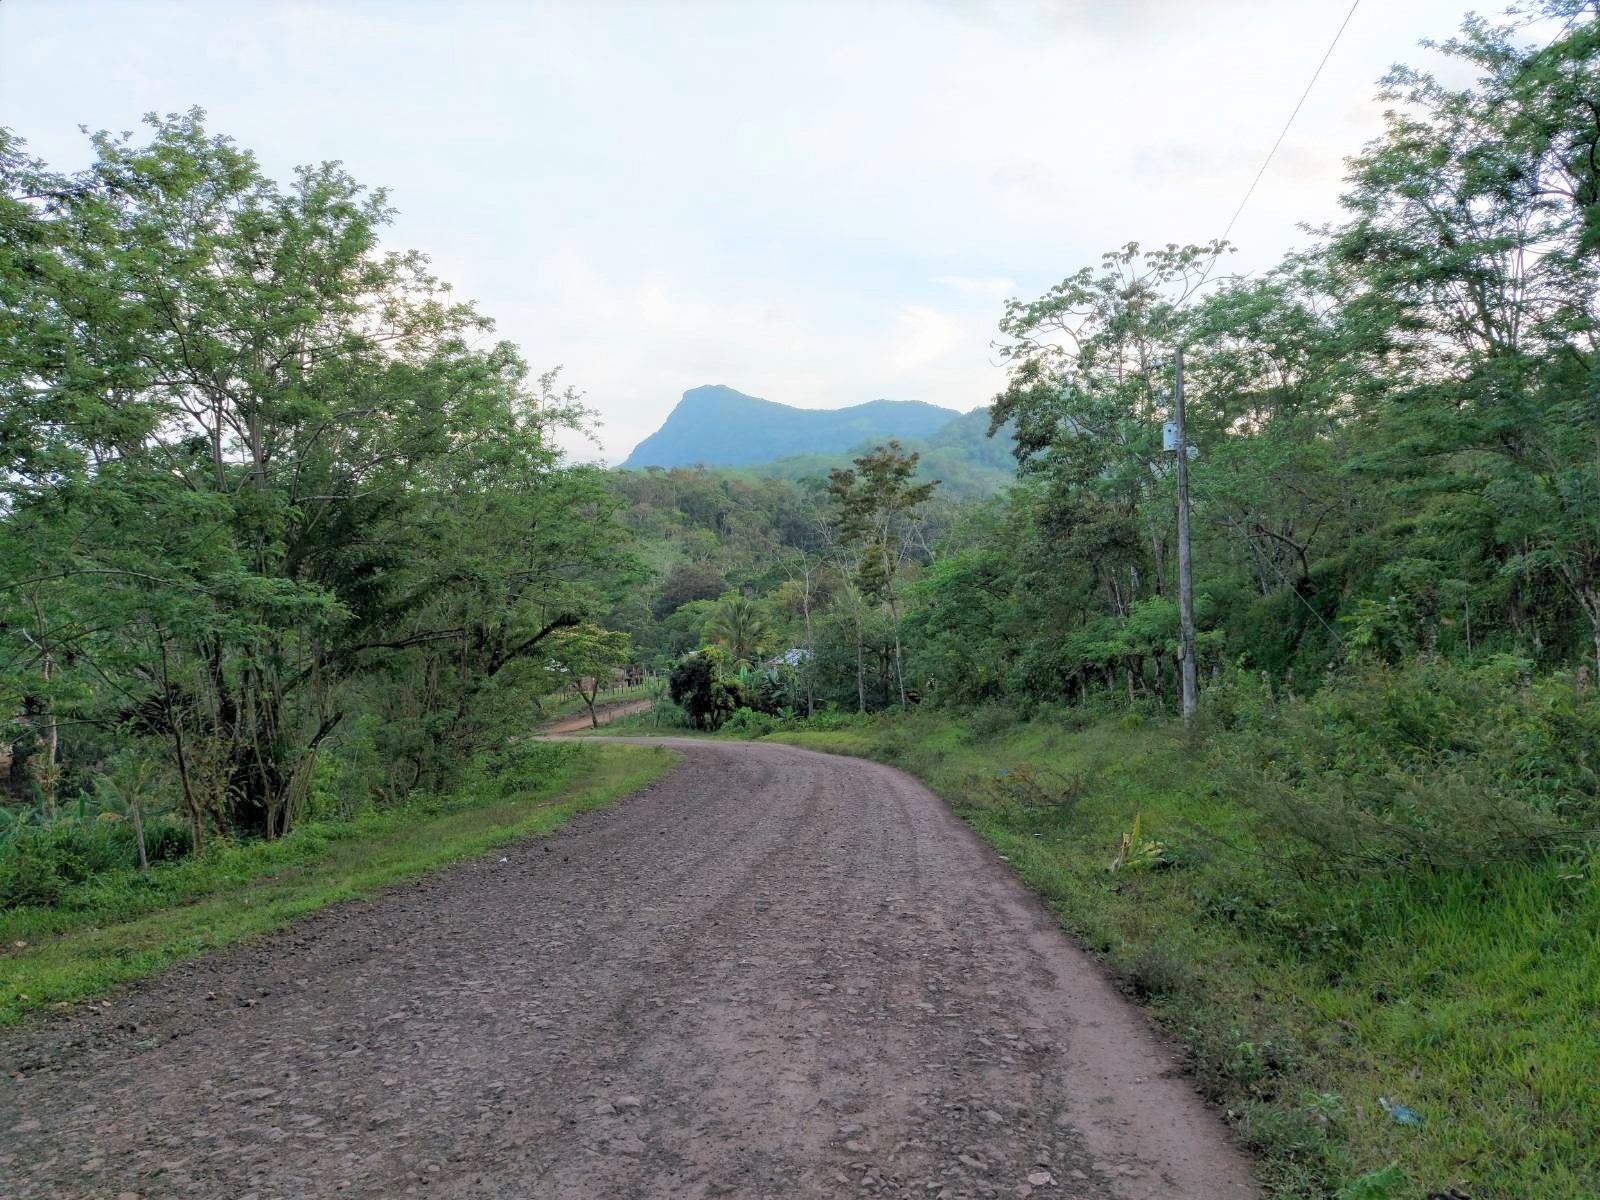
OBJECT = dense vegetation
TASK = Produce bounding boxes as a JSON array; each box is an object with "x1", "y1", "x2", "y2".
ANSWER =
[
  {"x1": 3, "y1": 3, "x2": 1599, "y2": 1195},
  {"x1": 592, "y1": 6, "x2": 1600, "y2": 1196},
  {"x1": 616, "y1": 1, "x2": 1600, "y2": 736},
  {"x1": 1, "y1": 112, "x2": 640, "y2": 897}
]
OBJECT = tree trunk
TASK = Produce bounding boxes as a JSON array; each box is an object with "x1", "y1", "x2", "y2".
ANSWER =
[
  {"x1": 854, "y1": 621, "x2": 867, "y2": 714},
  {"x1": 169, "y1": 722, "x2": 205, "y2": 856},
  {"x1": 889, "y1": 593, "x2": 907, "y2": 708},
  {"x1": 131, "y1": 792, "x2": 150, "y2": 871},
  {"x1": 801, "y1": 577, "x2": 816, "y2": 717}
]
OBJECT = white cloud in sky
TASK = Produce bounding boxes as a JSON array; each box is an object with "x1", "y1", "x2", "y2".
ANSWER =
[
  {"x1": 0, "y1": 0, "x2": 1481, "y2": 462},
  {"x1": 934, "y1": 276, "x2": 1017, "y2": 300}
]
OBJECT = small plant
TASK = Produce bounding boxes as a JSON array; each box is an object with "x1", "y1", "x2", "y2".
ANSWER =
[
  {"x1": 722, "y1": 708, "x2": 778, "y2": 738},
  {"x1": 978, "y1": 765, "x2": 1087, "y2": 811},
  {"x1": 966, "y1": 703, "x2": 1018, "y2": 740},
  {"x1": 1306, "y1": 1091, "x2": 1345, "y2": 1128},
  {"x1": 1108, "y1": 811, "x2": 1167, "y2": 873},
  {"x1": 1124, "y1": 945, "x2": 1189, "y2": 999},
  {"x1": 1335, "y1": 1163, "x2": 1405, "y2": 1200}
]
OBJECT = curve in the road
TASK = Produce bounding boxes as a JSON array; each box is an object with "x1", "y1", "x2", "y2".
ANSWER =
[{"x1": 0, "y1": 736, "x2": 1257, "y2": 1200}]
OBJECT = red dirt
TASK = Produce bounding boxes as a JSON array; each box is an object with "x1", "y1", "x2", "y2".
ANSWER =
[{"x1": 0, "y1": 736, "x2": 1256, "y2": 1199}]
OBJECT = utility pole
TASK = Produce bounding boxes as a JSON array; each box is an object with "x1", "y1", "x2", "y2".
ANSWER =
[{"x1": 1174, "y1": 348, "x2": 1198, "y2": 726}]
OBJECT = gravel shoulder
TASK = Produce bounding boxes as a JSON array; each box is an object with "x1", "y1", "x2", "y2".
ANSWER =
[{"x1": 0, "y1": 736, "x2": 1256, "y2": 1199}]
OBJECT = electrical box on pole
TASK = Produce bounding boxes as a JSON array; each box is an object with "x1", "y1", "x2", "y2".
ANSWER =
[{"x1": 1174, "y1": 349, "x2": 1198, "y2": 725}]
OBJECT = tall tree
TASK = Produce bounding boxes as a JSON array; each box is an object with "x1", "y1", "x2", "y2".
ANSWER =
[
  {"x1": 828, "y1": 442, "x2": 937, "y2": 706},
  {"x1": 703, "y1": 592, "x2": 772, "y2": 667},
  {"x1": 0, "y1": 113, "x2": 634, "y2": 838}
]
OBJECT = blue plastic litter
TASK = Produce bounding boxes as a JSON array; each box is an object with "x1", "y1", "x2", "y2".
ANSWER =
[{"x1": 1379, "y1": 1097, "x2": 1424, "y2": 1126}]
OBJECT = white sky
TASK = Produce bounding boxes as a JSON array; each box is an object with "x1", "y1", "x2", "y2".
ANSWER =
[{"x1": 2, "y1": 0, "x2": 1485, "y2": 462}]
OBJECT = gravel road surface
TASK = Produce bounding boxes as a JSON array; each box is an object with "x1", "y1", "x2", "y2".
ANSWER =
[{"x1": 1, "y1": 737, "x2": 1256, "y2": 1199}]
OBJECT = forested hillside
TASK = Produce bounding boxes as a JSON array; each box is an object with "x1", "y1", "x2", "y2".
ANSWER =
[
  {"x1": 619, "y1": 384, "x2": 960, "y2": 469},
  {"x1": 619, "y1": 384, "x2": 1016, "y2": 496}
]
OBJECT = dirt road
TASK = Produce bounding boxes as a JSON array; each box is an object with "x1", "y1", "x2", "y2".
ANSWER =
[
  {"x1": 539, "y1": 698, "x2": 655, "y2": 736},
  {"x1": 0, "y1": 737, "x2": 1256, "y2": 1199}
]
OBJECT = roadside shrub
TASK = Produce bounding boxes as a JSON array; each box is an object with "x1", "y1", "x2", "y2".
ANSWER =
[
  {"x1": 0, "y1": 819, "x2": 144, "y2": 909},
  {"x1": 142, "y1": 817, "x2": 193, "y2": 863},
  {"x1": 786, "y1": 706, "x2": 868, "y2": 733},
  {"x1": 457, "y1": 739, "x2": 581, "y2": 803},
  {"x1": 641, "y1": 696, "x2": 693, "y2": 729},
  {"x1": 965, "y1": 703, "x2": 1018, "y2": 741},
  {"x1": 723, "y1": 708, "x2": 777, "y2": 738},
  {"x1": 975, "y1": 764, "x2": 1087, "y2": 811},
  {"x1": 1124, "y1": 944, "x2": 1190, "y2": 1000},
  {"x1": 1221, "y1": 658, "x2": 1600, "y2": 879},
  {"x1": 0, "y1": 840, "x2": 65, "y2": 907},
  {"x1": 1197, "y1": 666, "x2": 1277, "y2": 731},
  {"x1": 669, "y1": 649, "x2": 757, "y2": 730}
]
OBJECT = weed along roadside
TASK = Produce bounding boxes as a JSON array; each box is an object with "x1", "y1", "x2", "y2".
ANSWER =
[
  {"x1": 0, "y1": 742, "x2": 676, "y2": 1027},
  {"x1": 659, "y1": 684, "x2": 1600, "y2": 1200}
]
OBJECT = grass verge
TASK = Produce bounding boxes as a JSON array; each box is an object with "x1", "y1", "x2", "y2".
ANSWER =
[
  {"x1": 767, "y1": 711, "x2": 1599, "y2": 1200},
  {"x1": 0, "y1": 742, "x2": 676, "y2": 1027}
]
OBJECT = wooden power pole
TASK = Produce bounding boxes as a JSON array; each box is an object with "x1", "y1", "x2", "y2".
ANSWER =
[{"x1": 1174, "y1": 348, "x2": 1198, "y2": 725}]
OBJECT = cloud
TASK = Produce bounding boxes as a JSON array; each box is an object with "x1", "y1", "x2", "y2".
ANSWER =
[
  {"x1": 933, "y1": 275, "x2": 1016, "y2": 300},
  {"x1": 885, "y1": 306, "x2": 967, "y2": 373},
  {"x1": 0, "y1": 0, "x2": 1481, "y2": 465}
]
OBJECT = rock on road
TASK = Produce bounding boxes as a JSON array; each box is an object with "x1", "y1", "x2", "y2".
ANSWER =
[{"x1": 0, "y1": 738, "x2": 1257, "y2": 1199}]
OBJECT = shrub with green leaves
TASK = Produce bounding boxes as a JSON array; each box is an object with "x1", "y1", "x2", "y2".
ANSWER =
[{"x1": 1219, "y1": 659, "x2": 1600, "y2": 878}]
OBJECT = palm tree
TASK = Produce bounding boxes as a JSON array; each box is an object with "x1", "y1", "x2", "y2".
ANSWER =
[{"x1": 703, "y1": 592, "x2": 771, "y2": 667}]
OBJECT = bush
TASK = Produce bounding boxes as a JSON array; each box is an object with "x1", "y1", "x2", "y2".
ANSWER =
[
  {"x1": 965, "y1": 703, "x2": 1018, "y2": 741},
  {"x1": 668, "y1": 649, "x2": 757, "y2": 730},
  {"x1": 643, "y1": 697, "x2": 693, "y2": 729},
  {"x1": 785, "y1": 706, "x2": 869, "y2": 733},
  {"x1": 0, "y1": 819, "x2": 144, "y2": 909},
  {"x1": 141, "y1": 817, "x2": 193, "y2": 864},
  {"x1": 0, "y1": 841, "x2": 65, "y2": 907},
  {"x1": 456, "y1": 739, "x2": 581, "y2": 804},
  {"x1": 1123, "y1": 944, "x2": 1191, "y2": 1000},
  {"x1": 1220, "y1": 658, "x2": 1600, "y2": 879},
  {"x1": 722, "y1": 708, "x2": 778, "y2": 738}
]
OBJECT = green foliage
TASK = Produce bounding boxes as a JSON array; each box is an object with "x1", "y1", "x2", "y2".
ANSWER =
[
  {"x1": 1221, "y1": 659, "x2": 1600, "y2": 878},
  {"x1": 722, "y1": 707, "x2": 779, "y2": 738},
  {"x1": 667, "y1": 648, "x2": 759, "y2": 731},
  {"x1": 0, "y1": 816, "x2": 192, "y2": 909},
  {"x1": 2, "y1": 113, "x2": 637, "y2": 858},
  {"x1": 701, "y1": 592, "x2": 773, "y2": 666},
  {"x1": 1335, "y1": 1165, "x2": 1406, "y2": 1200}
]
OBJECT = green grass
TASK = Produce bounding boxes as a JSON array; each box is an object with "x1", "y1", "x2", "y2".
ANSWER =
[
  {"x1": 767, "y1": 711, "x2": 1600, "y2": 1200},
  {"x1": 0, "y1": 742, "x2": 676, "y2": 1027}
]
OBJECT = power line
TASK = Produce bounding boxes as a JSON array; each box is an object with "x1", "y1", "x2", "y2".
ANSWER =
[{"x1": 1203, "y1": 0, "x2": 1362, "y2": 278}]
